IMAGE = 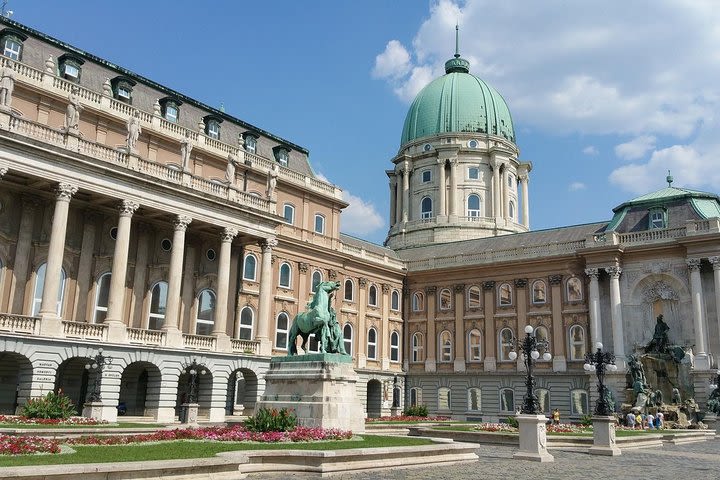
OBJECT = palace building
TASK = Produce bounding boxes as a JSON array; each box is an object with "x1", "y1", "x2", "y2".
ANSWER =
[{"x1": 1, "y1": 17, "x2": 719, "y2": 423}]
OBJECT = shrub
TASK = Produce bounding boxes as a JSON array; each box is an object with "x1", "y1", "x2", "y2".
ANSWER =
[
  {"x1": 244, "y1": 408, "x2": 297, "y2": 432},
  {"x1": 504, "y1": 416, "x2": 519, "y2": 428},
  {"x1": 580, "y1": 414, "x2": 593, "y2": 426},
  {"x1": 21, "y1": 392, "x2": 76, "y2": 420},
  {"x1": 402, "y1": 405, "x2": 428, "y2": 417}
]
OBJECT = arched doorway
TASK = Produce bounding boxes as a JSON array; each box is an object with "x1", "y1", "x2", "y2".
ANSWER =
[
  {"x1": 175, "y1": 362, "x2": 213, "y2": 419},
  {"x1": 225, "y1": 368, "x2": 258, "y2": 417},
  {"x1": 366, "y1": 379, "x2": 382, "y2": 418},
  {"x1": 55, "y1": 357, "x2": 92, "y2": 415},
  {"x1": 0, "y1": 352, "x2": 33, "y2": 414},
  {"x1": 118, "y1": 362, "x2": 161, "y2": 418}
]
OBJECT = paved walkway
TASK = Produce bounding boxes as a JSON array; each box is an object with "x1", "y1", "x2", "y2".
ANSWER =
[{"x1": 258, "y1": 439, "x2": 720, "y2": 480}]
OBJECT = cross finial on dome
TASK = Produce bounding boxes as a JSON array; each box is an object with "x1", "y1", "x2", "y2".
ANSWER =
[
  {"x1": 455, "y1": 23, "x2": 460, "y2": 58},
  {"x1": 667, "y1": 170, "x2": 673, "y2": 187}
]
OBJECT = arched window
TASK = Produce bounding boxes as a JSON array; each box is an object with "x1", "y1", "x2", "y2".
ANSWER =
[
  {"x1": 537, "y1": 388, "x2": 550, "y2": 413},
  {"x1": 196, "y1": 289, "x2": 216, "y2": 335},
  {"x1": 243, "y1": 254, "x2": 257, "y2": 281},
  {"x1": 439, "y1": 330, "x2": 453, "y2": 362},
  {"x1": 509, "y1": 201, "x2": 515, "y2": 219},
  {"x1": 498, "y1": 282, "x2": 513, "y2": 306},
  {"x1": 148, "y1": 281, "x2": 168, "y2": 330},
  {"x1": 239, "y1": 306, "x2": 254, "y2": 340},
  {"x1": 311, "y1": 270, "x2": 322, "y2": 293},
  {"x1": 420, "y1": 197, "x2": 433, "y2": 219},
  {"x1": 500, "y1": 388, "x2": 515, "y2": 412},
  {"x1": 367, "y1": 327, "x2": 377, "y2": 359},
  {"x1": 438, "y1": 387, "x2": 451, "y2": 411},
  {"x1": 343, "y1": 323, "x2": 353, "y2": 356},
  {"x1": 531, "y1": 280, "x2": 547, "y2": 304},
  {"x1": 571, "y1": 389, "x2": 589, "y2": 415},
  {"x1": 409, "y1": 387, "x2": 422, "y2": 407},
  {"x1": 499, "y1": 328, "x2": 514, "y2": 361},
  {"x1": 31, "y1": 263, "x2": 66, "y2": 317},
  {"x1": 368, "y1": 285, "x2": 378, "y2": 306},
  {"x1": 467, "y1": 194, "x2": 481, "y2": 217},
  {"x1": 412, "y1": 332, "x2": 424, "y2": 362},
  {"x1": 508, "y1": 173, "x2": 514, "y2": 187},
  {"x1": 567, "y1": 277, "x2": 583, "y2": 302},
  {"x1": 283, "y1": 204, "x2": 295, "y2": 225},
  {"x1": 344, "y1": 279, "x2": 354, "y2": 302},
  {"x1": 412, "y1": 292, "x2": 424, "y2": 312},
  {"x1": 279, "y1": 262, "x2": 292, "y2": 288},
  {"x1": 467, "y1": 286, "x2": 481, "y2": 308},
  {"x1": 390, "y1": 331, "x2": 400, "y2": 362},
  {"x1": 93, "y1": 272, "x2": 111, "y2": 323},
  {"x1": 534, "y1": 326, "x2": 550, "y2": 360},
  {"x1": 438, "y1": 288, "x2": 452, "y2": 310},
  {"x1": 391, "y1": 290, "x2": 400, "y2": 311},
  {"x1": 275, "y1": 312, "x2": 290, "y2": 350},
  {"x1": 314, "y1": 214, "x2": 325, "y2": 234},
  {"x1": 569, "y1": 325, "x2": 586, "y2": 360},
  {"x1": 468, "y1": 388, "x2": 481, "y2": 411},
  {"x1": 468, "y1": 329, "x2": 482, "y2": 362}
]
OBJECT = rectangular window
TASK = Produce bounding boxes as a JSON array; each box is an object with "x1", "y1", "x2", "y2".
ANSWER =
[
  {"x1": 207, "y1": 122, "x2": 220, "y2": 139},
  {"x1": 314, "y1": 214, "x2": 325, "y2": 234},
  {"x1": 649, "y1": 209, "x2": 666, "y2": 229},
  {"x1": 422, "y1": 170, "x2": 431, "y2": 183},
  {"x1": 64, "y1": 63, "x2": 80, "y2": 80},
  {"x1": 165, "y1": 105, "x2": 178, "y2": 123},
  {"x1": 117, "y1": 87, "x2": 131, "y2": 101},
  {"x1": 468, "y1": 167, "x2": 479, "y2": 180},
  {"x1": 3, "y1": 39, "x2": 20, "y2": 60}
]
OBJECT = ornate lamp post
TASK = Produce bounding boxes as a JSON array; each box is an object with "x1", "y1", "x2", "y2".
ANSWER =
[
  {"x1": 85, "y1": 348, "x2": 112, "y2": 402},
  {"x1": 186, "y1": 360, "x2": 207, "y2": 404},
  {"x1": 584, "y1": 342, "x2": 618, "y2": 415},
  {"x1": 509, "y1": 325, "x2": 554, "y2": 462},
  {"x1": 509, "y1": 325, "x2": 552, "y2": 414}
]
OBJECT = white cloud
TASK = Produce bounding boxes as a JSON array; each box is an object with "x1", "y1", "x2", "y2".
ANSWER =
[
  {"x1": 582, "y1": 146, "x2": 598, "y2": 155},
  {"x1": 615, "y1": 135, "x2": 657, "y2": 160},
  {"x1": 372, "y1": 40, "x2": 412, "y2": 80},
  {"x1": 569, "y1": 182, "x2": 586, "y2": 191},
  {"x1": 340, "y1": 190, "x2": 385, "y2": 236}
]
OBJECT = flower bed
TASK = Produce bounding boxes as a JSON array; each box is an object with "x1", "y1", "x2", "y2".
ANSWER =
[
  {"x1": 365, "y1": 415, "x2": 451, "y2": 423},
  {"x1": 0, "y1": 434, "x2": 61, "y2": 455},
  {"x1": 472, "y1": 422, "x2": 518, "y2": 433},
  {"x1": 546, "y1": 423, "x2": 591, "y2": 434},
  {"x1": 67, "y1": 425, "x2": 353, "y2": 446},
  {"x1": 0, "y1": 415, "x2": 107, "y2": 426}
]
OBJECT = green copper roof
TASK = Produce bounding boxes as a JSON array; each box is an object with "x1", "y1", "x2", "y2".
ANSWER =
[
  {"x1": 400, "y1": 61, "x2": 515, "y2": 147},
  {"x1": 691, "y1": 198, "x2": 720, "y2": 219},
  {"x1": 613, "y1": 186, "x2": 718, "y2": 212}
]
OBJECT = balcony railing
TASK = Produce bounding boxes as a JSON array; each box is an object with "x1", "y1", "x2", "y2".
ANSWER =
[
  {"x1": 183, "y1": 334, "x2": 216, "y2": 350},
  {"x1": 0, "y1": 314, "x2": 39, "y2": 335},
  {"x1": 127, "y1": 328, "x2": 166, "y2": 346},
  {"x1": 62, "y1": 321, "x2": 107, "y2": 340},
  {"x1": 231, "y1": 339, "x2": 261, "y2": 355}
]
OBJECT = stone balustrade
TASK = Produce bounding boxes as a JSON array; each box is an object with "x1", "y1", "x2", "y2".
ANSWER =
[
  {"x1": 62, "y1": 321, "x2": 107, "y2": 340},
  {"x1": 183, "y1": 333, "x2": 217, "y2": 350},
  {"x1": 0, "y1": 314, "x2": 39, "y2": 334},
  {"x1": 127, "y1": 328, "x2": 166, "y2": 346},
  {"x1": 231, "y1": 338, "x2": 261, "y2": 355}
]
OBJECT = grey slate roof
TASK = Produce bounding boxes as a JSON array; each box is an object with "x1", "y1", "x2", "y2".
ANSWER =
[{"x1": 340, "y1": 233, "x2": 401, "y2": 260}]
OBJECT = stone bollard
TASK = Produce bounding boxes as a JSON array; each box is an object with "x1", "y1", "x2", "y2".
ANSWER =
[
  {"x1": 589, "y1": 415, "x2": 621, "y2": 456},
  {"x1": 513, "y1": 414, "x2": 554, "y2": 462}
]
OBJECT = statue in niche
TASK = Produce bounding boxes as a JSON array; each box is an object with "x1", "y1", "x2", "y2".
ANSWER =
[
  {"x1": 225, "y1": 151, "x2": 238, "y2": 186},
  {"x1": 266, "y1": 163, "x2": 278, "y2": 198},
  {"x1": 180, "y1": 133, "x2": 192, "y2": 170},
  {"x1": 126, "y1": 112, "x2": 141, "y2": 152},
  {"x1": 645, "y1": 314, "x2": 670, "y2": 355},
  {"x1": 0, "y1": 64, "x2": 15, "y2": 109},
  {"x1": 64, "y1": 86, "x2": 82, "y2": 133}
]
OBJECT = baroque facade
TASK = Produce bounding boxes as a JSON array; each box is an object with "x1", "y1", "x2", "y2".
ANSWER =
[{"x1": 0, "y1": 18, "x2": 719, "y2": 423}]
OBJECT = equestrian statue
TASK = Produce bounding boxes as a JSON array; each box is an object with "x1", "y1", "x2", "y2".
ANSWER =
[{"x1": 288, "y1": 280, "x2": 347, "y2": 355}]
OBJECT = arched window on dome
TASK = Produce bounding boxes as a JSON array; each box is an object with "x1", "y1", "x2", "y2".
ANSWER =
[
  {"x1": 509, "y1": 201, "x2": 515, "y2": 220},
  {"x1": 467, "y1": 194, "x2": 481, "y2": 218},
  {"x1": 420, "y1": 197, "x2": 433, "y2": 219}
]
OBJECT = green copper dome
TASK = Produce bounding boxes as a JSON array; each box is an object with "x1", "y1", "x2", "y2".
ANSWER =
[{"x1": 400, "y1": 56, "x2": 516, "y2": 147}]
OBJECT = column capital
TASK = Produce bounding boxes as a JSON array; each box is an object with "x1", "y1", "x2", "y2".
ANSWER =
[
  {"x1": 709, "y1": 256, "x2": 720, "y2": 269},
  {"x1": 54, "y1": 183, "x2": 78, "y2": 201},
  {"x1": 298, "y1": 262, "x2": 309, "y2": 273},
  {"x1": 584, "y1": 268, "x2": 600, "y2": 278},
  {"x1": 173, "y1": 215, "x2": 192, "y2": 231},
  {"x1": 482, "y1": 281, "x2": 496, "y2": 291},
  {"x1": 117, "y1": 200, "x2": 139, "y2": 217},
  {"x1": 359, "y1": 277, "x2": 368, "y2": 288},
  {"x1": 425, "y1": 285, "x2": 437, "y2": 294},
  {"x1": 548, "y1": 274, "x2": 563, "y2": 286},
  {"x1": 220, "y1": 227, "x2": 238, "y2": 243},
  {"x1": 454, "y1": 283, "x2": 465, "y2": 293},
  {"x1": 382, "y1": 283, "x2": 391, "y2": 294},
  {"x1": 327, "y1": 269, "x2": 338, "y2": 280},
  {"x1": 448, "y1": 157, "x2": 459, "y2": 166},
  {"x1": 436, "y1": 158, "x2": 446, "y2": 165},
  {"x1": 0, "y1": 166, "x2": 7, "y2": 178},
  {"x1": 687, "y1": 258, "x2": 702, "y2": 271},
  {"x1": 518, "y1": 173, "x2": 528, "y2": 182},
  {"x1": 606, "y1": 266, "x2": 622, "y2": 278},
  {"x1": 259, "y1": 236, "x2": 278, "y2": 252},
  {"x1": 514, "y1": 278, "x2": 528, "y2": 289}
]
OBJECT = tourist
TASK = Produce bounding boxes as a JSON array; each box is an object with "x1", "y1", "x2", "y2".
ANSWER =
[
  {"x1": 647, "y1": 413, "x2": 655, "y2": 429},
  {"x1": 626, "y1": 411, "x2": 636, "y2": 429},
  {"x1": 656, "y1": 412, "x2": 664, "y2": 429},
  {"x1": 552, "y1": 408, "x2": 560, "y2": 425}
]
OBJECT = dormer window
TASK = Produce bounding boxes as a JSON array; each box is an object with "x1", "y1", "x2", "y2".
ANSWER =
[
  {"x1": 649, "y1": 208, "x2": 667, "y2": 229},
  {"x1": 203, "y1": 115, "x2": 223, "y2": 139},
  {"x1": 159, "y1": 97, "x2": 182, "y2": 123},
  {"x1": 243, "y1": 133, "x2": 258, "y2": 154},
  {"x1": 273, "y1": 146, "x2": 290, "y2": 167},
  {"x1": 0, "y1": 29, "x2": 26, "y2": 61},
  {"x1": 58, "y1": 54, "x2": 84, "y2": 83},
  {"x1": 111, "y1": 76, "x2": 137, "y2": 104}
]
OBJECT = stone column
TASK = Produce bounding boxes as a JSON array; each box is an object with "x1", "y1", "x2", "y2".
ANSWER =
[
  {"x1": 483, "y1": 281, "x2": 496, "y2": 371},
  {"x1": 39, "y1": 183, "x2": 77, "y2": 323},
  {"x1": 389, "y1": 177, "x2": 397, "y2": 226},
  {"x1": 163, "y1": 215, "x2": 191, "y2": 346},
  {"x1": 448, "y1": 158, "x2": 458, "y2": 218},
  {"x1": 8, "y1": 196, "x2": 40, "y2": 314},
  {"x1": 453, "y1": 284, "x2": 465, "y2": 372},
  {"x1": 179, "y1": 244, "x2": 197, "y2": 333},
  {"x1": 687, "y1": 258, "x2": 710, "y2": 369},
  {"x1": 502, "y1": 169, "x2": 510, "y2": 220},
  {"x1": 395, "y1": 171, "x2": 403, "y2": 226},
  {"x1": 520, "y1": 173, "x2": 530, "y2": 228},
  {"x1": 584, "y1": 268, "x2": 602, "y2": 346},
  {"x1": 425, "y1": 286, "x2": 437, "y2": 372},
  {"x1": 709, "y1": 256, "x2": 720, "y2": 359},
  {"x1": 130, "y1": 225, "x2": 150, "y2": 329},
  {"x1": 549, "y1": 275, "x2": 566, "y2": 372},
  {"x1": 72, "y1": 213, "x2": 98, "y2": 322},
  {"x1": 105, "y1": 201, "x2": 139, "y2": 340},
  {"x1": 493, "y1": 161, "x2": 502, "y2": 221},
  {"x1": 606, "y1": 266, "x2": 626, "y2": 368},
  {"x1": 213, "y1": 227, "x2": 237, "y2": 351},
  {"x1": 256, "y1": 237, "x2": 277, "y2": 356},
  {"x1": 357, "y1": 277, "x2": 368, "y2": 368},
  {"x1": 437, "y1": 159, "x2": 446, "y2": 218},
  {"x1": 381, "y1": 283, "x2": 391, "y2": 370},
  {"x1": 401, "y1": 163, "x2": 410, "y2": 223}
]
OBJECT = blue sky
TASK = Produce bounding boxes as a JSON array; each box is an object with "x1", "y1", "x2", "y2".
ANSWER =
[{"x1": 14, "y1": 1, "x2": 720, "y2": 244}]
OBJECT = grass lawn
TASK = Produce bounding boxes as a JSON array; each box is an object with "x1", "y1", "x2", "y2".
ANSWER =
[
  {"x1": 0, "y1": 435, "x2": 434, "y2": 467},
  {"x1": 0, "y1": 423, "x2": 167, "y2": 429},
  {"x1": 368, "y1": 420, "x2": 474, "y2": 425},
  {"x1": 431, "y1": 426, "x2": 660, "y2": 437}
]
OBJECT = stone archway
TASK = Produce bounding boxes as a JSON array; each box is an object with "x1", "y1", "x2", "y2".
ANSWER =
[
  {"x1": 55, "y1": 357, "x2": 92, "y2": 415},
  {"x1": 225, "y1": 368, "x2": 258, "y2": 417},
  {"x1": 118, "y1": 361, "x2": 161, "y2": 417},
  {"x1": 175, "y1": 363, "x2": 213, "y2": 419},
  {"x1": 0, "y1": 352, "x2": 33, "y2": 414},
  {"x1": 366, "y1": 379, "x2": 382, "y2": 418}
]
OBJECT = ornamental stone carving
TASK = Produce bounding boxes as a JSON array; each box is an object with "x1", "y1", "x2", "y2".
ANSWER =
[
  {"x1": 173, "y1": 215, "x2": 192, "y2": 231},
  {"x1": 584, "y1": 268, "x2": 599, "y2": 278},
  {"x1": 0, "y1": 166, "x2": 7, "y2": 179},
  {"x1": 382, "y1": 283, "x2": 390, "y2": 293},
  {"x1": 54, "y1": 183, "x2": 78, "y2": 201},
  {"x1": 327, "y1": 269, "x2": 337, "y2": 279},
  {"x1": 686, "y1": 258, "x2": 702, "y2": 271},
  {"x1": 102, "y1": 78, "x2": 112, "y2": 96},
  {"x1": 259, "y1": 237, "x2": 278, "y2": 252},
  {"x1": 266, "y1": 163, "x2": 279, "y2": 199},
  {"x1": 482, "y1": 281, "x2": 496, "y2": 291},
  {"x1": 548, "y1": 274, "x2": 563, "y2": 286},
  {"x1": 117, "y1": 200, "x2": 139, "y2": 216},
  {"x1": 298, "y1": 262, "x2": 309, "y2": 273},
  {"x1": 45, "y1": 55, "x2": 55, "y2": 74},
  {"x1": 180, "y1": 133, "x2": 193, "y2": 170},
  {"x1": 454, "y1": 284, "x2": 465, "y2": 293},
  {"x1": 606, "y1": 266, "x2": 622, "y2": 278},
  {"x1": 642, "y1": 281, "x2": 679, "y2": 304},
  {"x1": 126, "y1": 113, "x2": 142, "y2": 152},
  {"x1": 709, "y1": 256, "x2": 720, "y2": 270},
  {"x1": 514, "y1": 278, "x2": 528, "y2": 288},
  {"x1": 425, "y1": 286, "x2": 437, "y2": 294},
  {"x1": 358, "y1": 277, "x2": 368, "y2": 288},
  {"x1": 220, "y1": 227, "x2": 238, "y2": 242},
  {"x1": 225, "y1": 153, "x2": 238, "y2": 185},
  {"x1": 64, "y1": 86, "x2": 82, "y2": 133},
  {"x1": 0, "y1": 64, "x2": 15, "y2": 110}
]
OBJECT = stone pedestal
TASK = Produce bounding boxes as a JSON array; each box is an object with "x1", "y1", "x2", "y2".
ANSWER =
[
  {"x1": 702, "y1": 414, "x2": 719, "y2": 433},
  {"x1": 513, "y1": 414, "x2": 554, "y2": 462},
  {"x1": 257, "y1": 354, "x2": 365, "y2": 433},
  {"x1": 589, "y1": 416, "x2": 621, "y2": 456},
  {"x1": 82, "y1": 401, "x2": 118, "y2": 423},
  {"x1": 180, "y1": 402, "x2": 199, "y2": 425}
]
